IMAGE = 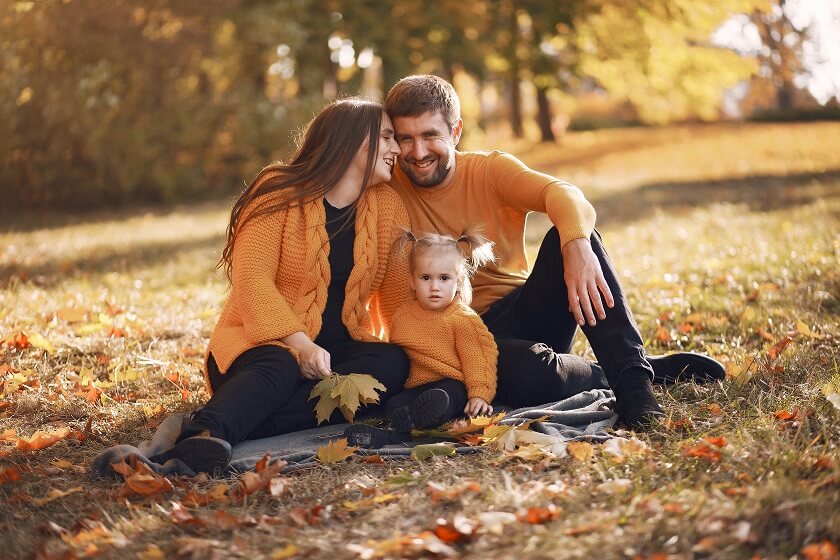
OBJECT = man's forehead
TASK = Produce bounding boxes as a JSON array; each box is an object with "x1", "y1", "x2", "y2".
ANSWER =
[{"x1": 392, "y1": 111, "x2": 448, "y2": 133}]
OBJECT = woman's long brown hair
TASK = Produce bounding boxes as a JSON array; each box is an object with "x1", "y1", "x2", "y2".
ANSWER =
[{"x1": 219, "y1": 98, "x2": 384, "y2": 281}]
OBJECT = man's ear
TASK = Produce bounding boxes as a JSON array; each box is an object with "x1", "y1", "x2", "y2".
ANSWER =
[{"x1": 451, "y1": 118, "x2": 464, "y2": 146}]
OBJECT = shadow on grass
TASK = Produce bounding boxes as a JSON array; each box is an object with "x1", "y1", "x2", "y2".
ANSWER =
[
  {"x1": 590, "y1": 169, "x2": 840, "y2": 225},
  {"x1": 1, "y1": 235, "x2": 223, "y2": 289}
]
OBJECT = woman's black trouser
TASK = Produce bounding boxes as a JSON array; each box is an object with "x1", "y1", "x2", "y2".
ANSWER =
[
  {"x1": 183, "y1": 341, "x2": 408, "y2": 444},
  {"x1": 481, "y1": 228, "x2": 653, "y2": 407}
]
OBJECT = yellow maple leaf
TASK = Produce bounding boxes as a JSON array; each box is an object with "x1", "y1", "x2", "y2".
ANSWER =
[
  {"x1": 26, "y1": 332, "x2": 56, "y2": 355},
  {"x1": 310, "y1": 373, "x2": 386, "y2": 424},
  {"x1": 316, "y1": 438, "x2": 357, "y2": 464},
  {"x1": 566, "y1": 441, "x2": 595, "y2": 462}
]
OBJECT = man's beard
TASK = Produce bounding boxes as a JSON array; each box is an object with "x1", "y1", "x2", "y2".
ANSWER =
[{"x1": 398, "y1": 151, "x2": 453, "y2": 188}]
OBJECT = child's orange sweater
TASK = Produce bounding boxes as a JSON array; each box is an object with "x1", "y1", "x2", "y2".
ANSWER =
[
  {"x1": 208, "y1": 180, "x2": 410, "y2": 379},
  {"x1": 389, "y1": 300, "x2": 498, "y2": 402}
]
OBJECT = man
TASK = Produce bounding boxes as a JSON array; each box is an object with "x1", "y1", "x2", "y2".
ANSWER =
[{"x1": 384, "y1": 75, "x2": 725, "y2": 427}]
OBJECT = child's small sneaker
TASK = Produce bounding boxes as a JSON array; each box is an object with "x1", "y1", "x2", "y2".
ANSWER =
[
  {"x1": 388, "y1": 388, "x2": 450, "y2": 432},
  {"x1": 151, "y1": 432, "x2": 231, "y2": 475},
  {"x1": 344, "y1": 424, "x2": 408, "y2": 449}
]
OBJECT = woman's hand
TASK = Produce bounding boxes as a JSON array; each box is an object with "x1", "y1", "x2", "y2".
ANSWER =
[
  {"x1": 281, "y1": 332, "x2": 332, "y2": 380},
  {"x1": 464, "y1": 397, "x2": 493, "y2": 418}
]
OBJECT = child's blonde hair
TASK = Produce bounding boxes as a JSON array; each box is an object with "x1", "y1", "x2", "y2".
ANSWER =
[{"x1": 395, "y1": 226, "x2": 495, "y2": 306}]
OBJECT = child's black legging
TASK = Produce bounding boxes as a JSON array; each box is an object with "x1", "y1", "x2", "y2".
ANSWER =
[{"x1": 385, "y1": 378, "x2": 468, "y2": 424}]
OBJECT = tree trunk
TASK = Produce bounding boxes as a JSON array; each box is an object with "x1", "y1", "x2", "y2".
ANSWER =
[
  {"x1": 535, "y1": 85, "x2": 555, "y2": 142},
  {"x1": 508, "y1": 0, "x2": 523, "y2": 138}
]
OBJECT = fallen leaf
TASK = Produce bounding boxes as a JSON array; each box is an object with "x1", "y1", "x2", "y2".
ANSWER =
[
  {"x1": 26, "y1": 332, "x2": 56, "y2": 355},
  {"x1": 288, "y1": 505, "x2": 324, "y2": 527},
  {"x1": 795, "y1": 320, "x2": 822, "y2": 339},
  {"x1": 822, "y1": 381, "x2": 840, "y2": 413},
  {"x1": 239, "y1": 453, "x2": 285, "y2": 496},
  {"x1": 566, "y1": 441, "x2": 594, "y2": 462},
  {"x1": 801, "y1": 540, "x2": 839, "y2": 560},
  {"x1": 343, "y1": 493, "x2": 400, "y2": 511},
  {"x1": 138, "y1": 544, "x2": 166, "y2": 560},
  {"x1": 768, "y1": 335, "x2": 794, "y2": 360},
  {"x1": 271, "y1": 544, "x2": 301, "y2": 559},
  {"x1": 603, "y1": 436, "x2": 648, "y2": 463},
  {"x1": 682, "y1": 436, "x2": 727, "y2": 462},
  {"x1": 427, "y1": 481, "x2": 481, "y2": 502},
  {"x1": 347, "y1": 531, "x2": 456, "y2": 558},
  {"x1": 120, "y1": 461, "x2": 174, "y2": 498},
  {"x1": 15, "y1": 427, "x2": 73, "y2": 451},
  {"x1": 434, "y1": 515, "x2": 476, "y2": 543},
  {"x1": 0, "y1": 466, "x2": 22, "y2": 484},
  {"x1": 410, "y1": 443, "x2": 456, "y2": 460},
  {"x1": 317, "y1": 438, "x2": 357, "y2": 464},
  {"x1": 361, "y1": 454, "x2": 385, "y2": 464},
  {"x1": 182, "y1": 484, "x2": 229, "y2": 506},
  {"x1": 33, "y1": 486, "x2": 84, "y2": 506},
  {"x1": 518, "y1": 504, "x2": 561, "y2": 524}
]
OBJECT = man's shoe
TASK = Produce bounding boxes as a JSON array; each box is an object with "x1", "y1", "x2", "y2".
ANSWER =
[
  {"x1": 152, "y1": 432, "x2": 232, "y2": 475},
  {"x1": 648, "y1": 352, "x2": 726, "y2": 385},
  {"x1": 344, "y1": 424, "x2": 409, "y2": 449},
  {"x1": 613, "y1": 369, "x2": 664, "y2": 429},
  {"x1": 388, "y1": 388, "x2": 450, "y2": 432}
]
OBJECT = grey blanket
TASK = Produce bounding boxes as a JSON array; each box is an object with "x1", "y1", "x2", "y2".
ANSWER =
[{"x1": 90, "y1": 388, "x2": 616, "y2": 478}]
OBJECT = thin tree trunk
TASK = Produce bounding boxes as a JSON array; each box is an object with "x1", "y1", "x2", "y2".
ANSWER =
[{"x1": 535, "y1": 85, "x2": 555, "y2": 142}]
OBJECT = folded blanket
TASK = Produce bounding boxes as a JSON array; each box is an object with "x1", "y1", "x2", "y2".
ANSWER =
[{"x1": 90, "y1": 389, "x2": 617, "y2": 478}]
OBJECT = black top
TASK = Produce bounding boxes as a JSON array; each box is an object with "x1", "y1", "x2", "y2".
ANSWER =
[{"x1": 314, "y1": 199, "x2": 355, "y2": 349}]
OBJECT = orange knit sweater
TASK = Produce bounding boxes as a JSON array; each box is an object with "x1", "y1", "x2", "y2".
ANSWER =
[
  {"x1": 208, "y1": 181, "x2": 411, "y2": 377},
  {"x1": 389, "y1": 300, "x2": 498, "y2": 402},
  {"x1": 388, "y1": 151, "x2": 596, "y2": 314}
]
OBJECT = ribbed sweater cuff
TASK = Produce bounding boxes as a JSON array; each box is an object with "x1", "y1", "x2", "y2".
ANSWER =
[
  {"x1": 558, "y1": 225, "x2": 591, "y2": 247},
  {"x1": 468, "y1": 386, "x2": 496, "y2": 402}
]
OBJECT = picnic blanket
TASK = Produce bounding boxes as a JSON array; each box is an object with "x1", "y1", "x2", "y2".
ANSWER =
[{"x1": 90, "y1": 388, "x2": 617, "y2": 478}]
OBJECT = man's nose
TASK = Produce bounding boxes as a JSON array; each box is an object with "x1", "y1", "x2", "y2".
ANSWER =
[{"x1": 410, "y1": 139, "x2": 428, "y2": 160}]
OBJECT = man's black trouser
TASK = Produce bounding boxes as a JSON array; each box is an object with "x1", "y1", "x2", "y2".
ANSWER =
[
  {"x1": 183, "y1": 341, "x2": 408, "y2": 444},
  {"x1": 481, "y1": 228, "x2": 653, "y2": 408}
]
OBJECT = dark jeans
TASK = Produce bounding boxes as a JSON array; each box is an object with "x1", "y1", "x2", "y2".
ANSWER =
[
  {"x1": 184, "y1": 341, "x2": 408, "y2": 444},
  {"x1": 385, "y1": 378, "x2": 468, "y2": 424},
  {"x1": 481, "y1": 228, "x2": 652, "y2": 407}
]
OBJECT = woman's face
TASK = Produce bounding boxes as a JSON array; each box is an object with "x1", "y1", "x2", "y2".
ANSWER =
[{"x1": 356, "y1": 112, "x2": 400, "y2": 187}]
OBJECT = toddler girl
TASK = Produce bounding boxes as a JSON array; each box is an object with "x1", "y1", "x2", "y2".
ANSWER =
[{"x1": 346, "y1": 227, "x2": 498, "y2": 448}]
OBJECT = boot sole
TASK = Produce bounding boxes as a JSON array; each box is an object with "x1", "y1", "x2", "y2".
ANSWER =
[
  {"x1": 389, "y1": 388, "x2": 450, "y2": 432},
  {"x1": 155, "y1": 436, "x2": 232, "y2": 475}
]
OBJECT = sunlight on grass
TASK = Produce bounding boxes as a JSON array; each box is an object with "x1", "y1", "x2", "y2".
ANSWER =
[{"x1": 1, "y1": 122, "x2": 839, "y2": 559}]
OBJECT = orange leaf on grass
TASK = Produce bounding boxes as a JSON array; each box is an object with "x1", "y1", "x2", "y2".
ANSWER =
[
  {"x1": 681, "y1": 436, "x2": 727, "y2": 462},
  {"x1": 518, "y1": 504, "x2": 561, "y2": 524},
  {"x1": 768, "y1": 336, "x2": 794, "y2": 360},
  {"x1": 0, "y1": 466, "x2": 22, "y2": 484},
  {"x1": 0, "y1": 400, "x2": 13, "y2": 411},
  {"x1": 774, "y1": 409, "x2": 798, "y2": 421},
  {"x1": 120, "y1": 461, "x2": 174, "y2": 498},
  {"x1": 362, "y1": 454, "x2": 385, "y2": 464},
  {"x1": 802, "y1": 540, "x2": 839, "y2": 560},
  {"x1": 433, "y1": 515, "x2": 476, "y2": 543},
  {"x1": 239, "y1": 453, "x2": 285, "y2": 496},
  {"x1": 316, "y1": 438, "x2": 357, "y2": 464},
  {"x1": 182, "y1": 484, "x2": 229, "y2": 507},
  {"x1": 5, "y1": 332, "x2": 28, "y2": 351},
  {"x1": 15, "y1": 427, "x2": 72, "y2": 450}
]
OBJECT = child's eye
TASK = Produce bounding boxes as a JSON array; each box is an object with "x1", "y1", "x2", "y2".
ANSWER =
[
  {"x1": 421, "y1": 275, "x2": 430, "y2": 280},
  {"x1": 440, "y1": 275, "x2": 450, "y2": 281}
]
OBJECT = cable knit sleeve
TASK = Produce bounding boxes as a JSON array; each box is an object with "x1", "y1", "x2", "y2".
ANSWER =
[
  {"x1": 369, "y1": 188, "x2": 412, "y2": 339},
  {"x1": 230, "y1": 203, "x2": 306, "y2": 344},
  {"x1": 453, "y1": 308, "x2": 498, "y2": 402}
]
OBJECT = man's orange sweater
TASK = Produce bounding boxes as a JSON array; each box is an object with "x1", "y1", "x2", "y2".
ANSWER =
[
  {"x1": 208, "y1": 182, "x2": 411, "y2": 376},
  {"x1": 388, "y1": 151, "x2": 596, "y2": 314},
  {"x1": 389, "y1": 300, "x2": 498, "y2": 402}
]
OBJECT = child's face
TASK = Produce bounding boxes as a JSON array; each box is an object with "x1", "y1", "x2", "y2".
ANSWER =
[{"x1": 410, "y1": 250, "x2": 461, "y2": 312}]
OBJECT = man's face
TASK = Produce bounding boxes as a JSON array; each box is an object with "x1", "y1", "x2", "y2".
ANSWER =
[{"x1": 392, "y1": 111, "x2": 463, "y2": 188}]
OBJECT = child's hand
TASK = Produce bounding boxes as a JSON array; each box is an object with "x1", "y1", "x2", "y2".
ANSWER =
[{"x1": 464, "y1": 397, "x2": 492, "y2": 418}]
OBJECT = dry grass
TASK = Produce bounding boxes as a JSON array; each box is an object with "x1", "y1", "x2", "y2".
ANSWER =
[{"x1": 1, "y1": 122, "x2": 839, "y2": 559}]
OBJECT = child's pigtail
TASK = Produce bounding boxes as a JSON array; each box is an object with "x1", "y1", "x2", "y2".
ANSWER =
[
  {"x1": 457, "y1": 226, "x2": 495, "y2": 274},
  {"x1": 393, "y1": 227, "x2": 418, "y2": 259}
]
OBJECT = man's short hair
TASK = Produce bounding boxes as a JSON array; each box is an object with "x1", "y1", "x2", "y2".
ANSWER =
[{"x1": 385, "y1": 75, "x2": 461, "y2": 132}]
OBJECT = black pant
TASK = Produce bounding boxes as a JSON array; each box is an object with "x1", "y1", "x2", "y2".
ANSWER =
[
  {"x1": 385, "y1": 378, "x2": 468, "y2": 424},
  {"x1": 184, "y1": 341, "x2": 408, "y2": 444},
  {"x1": 482, "y1": 228, "x2": 651, "y2": 407}
]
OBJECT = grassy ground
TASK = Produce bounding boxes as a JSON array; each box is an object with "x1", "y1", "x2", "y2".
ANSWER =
[{"x1": 1, "y1": 122, "x2": 839, "y2": 559}]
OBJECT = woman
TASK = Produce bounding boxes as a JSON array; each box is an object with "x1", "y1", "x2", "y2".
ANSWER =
[{"x1": 155, "y1": 98, "x2": 411, "y2": 473}]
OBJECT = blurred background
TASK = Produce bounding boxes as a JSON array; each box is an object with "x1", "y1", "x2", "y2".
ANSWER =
[{"x1": 1, "y1": 0, "x2": 838, "y2": 214}]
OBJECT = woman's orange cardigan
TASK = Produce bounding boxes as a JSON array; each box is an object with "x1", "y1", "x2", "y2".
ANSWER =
[{"x1": 207, "y1": 181, "x2": 411, "y2": 380}]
